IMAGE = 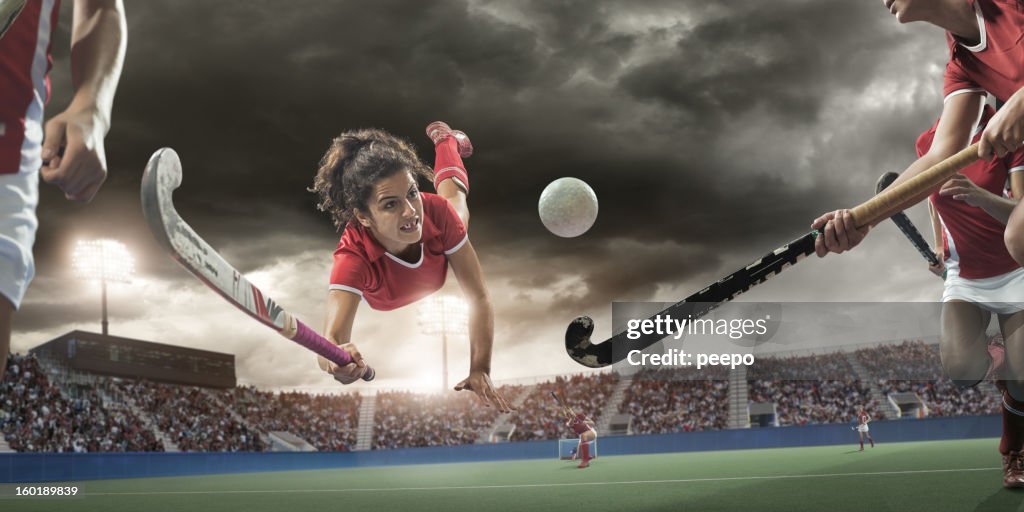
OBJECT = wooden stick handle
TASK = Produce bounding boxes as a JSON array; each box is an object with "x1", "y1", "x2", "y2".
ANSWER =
[{"x1": 850, "y1": 143, "x2": 980, "y2": 227}]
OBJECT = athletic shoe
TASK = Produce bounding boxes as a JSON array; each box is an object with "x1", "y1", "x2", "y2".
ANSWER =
[
  {"x1": 578, "y1": 461, "x2": 590, "y2": 469},
  {"x1": 425, "y1": 121, "x2": 473, "y2": 157},
  {"x1": 987, "y1": 343, "x2": 1006, "y2": 382},
  {"x1": 1003, "y1": 451, "x2": 1024, "y2": 488}
]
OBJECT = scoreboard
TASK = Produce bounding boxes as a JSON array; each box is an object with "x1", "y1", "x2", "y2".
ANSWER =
[{"x1": 31, "y1": 330, "x2": 236, "y2": 388}]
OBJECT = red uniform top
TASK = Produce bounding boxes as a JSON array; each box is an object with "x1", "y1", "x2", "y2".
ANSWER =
[
  {"x1": 0, "y1": 0, "x2": 60, "y2": 175},
  {"x1": 918, "y1": 105, "x2": 1024, "y2": 279},
  {"x1": 943, "y1": 0, "x2": 1024, "y2": 103},
  {"x1": 569, "y1": 412, "x2": 591, "y2": 435},
  {"x1": 329, "y1": 193, "x2": 468, "y2": 311},
  {"x1": 857, "y1": 410, "x2": 870, "y2": 426}
]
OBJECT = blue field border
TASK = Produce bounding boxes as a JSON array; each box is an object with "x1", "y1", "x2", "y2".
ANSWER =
[{"x1": 0, "y1": 414, "x2": 1000, "y2": 483}]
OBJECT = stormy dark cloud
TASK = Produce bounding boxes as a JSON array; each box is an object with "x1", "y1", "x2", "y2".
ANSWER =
[{"x1": 14, "y1": 0, "x2": 961, "y2": 389}]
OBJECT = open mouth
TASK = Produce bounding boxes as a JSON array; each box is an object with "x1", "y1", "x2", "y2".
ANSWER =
[{"x1": 399, "y1": 218, "x2": 420, "y2": 233}]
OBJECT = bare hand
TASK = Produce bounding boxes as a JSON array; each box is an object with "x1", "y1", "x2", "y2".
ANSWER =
[
  {"x1": 938, "y1": 173, "x2": 986, "y2": 208},
  {"x1": 317, "y1": 342, "x2": 368, "y2": 384},
  {"x1": 40, "y1": 107, "x2": 109, "y2": 202},
  {"x1": 812, "y1": 209, "x2": 870, "y2": 257},
  {"x1": 455, "y1": 370, "x2": 514, "y2": 413},
  {"x1": 979, "y1": 89, "x2": 1024, "y2": 159}
]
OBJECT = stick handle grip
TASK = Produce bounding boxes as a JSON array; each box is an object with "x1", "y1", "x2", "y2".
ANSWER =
[
  {"x1": 851, "y1": 143, "x2": 980, "y2": 227},
  {"x1": 290, "y1": 318, "x2": 375, "y2": 381}
]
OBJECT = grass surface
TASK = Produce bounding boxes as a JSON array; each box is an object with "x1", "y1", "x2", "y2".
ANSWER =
[{"x1": 3, "y1": 438, "x2": 1023, "y2": 512}]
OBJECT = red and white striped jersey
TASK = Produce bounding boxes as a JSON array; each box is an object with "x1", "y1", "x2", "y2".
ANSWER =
[{"x1": 1, "y1": 0, "x2": 60, "y2": 175}]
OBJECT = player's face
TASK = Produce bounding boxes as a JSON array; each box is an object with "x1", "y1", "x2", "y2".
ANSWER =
[{"x1": 362, "y1": 170, "x2": 424, "y2": 250}]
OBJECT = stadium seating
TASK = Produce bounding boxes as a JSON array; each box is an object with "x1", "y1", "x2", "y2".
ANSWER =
[
  {"x1": 1, "y1": 354, "x2": 162, "y2": 452},
  {"x1": 622, "y1": 367, "x2": 729, "y2": 434}
]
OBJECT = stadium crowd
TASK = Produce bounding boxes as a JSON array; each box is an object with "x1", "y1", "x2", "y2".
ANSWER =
[
  {"x1": 112, "y1": 380, "x2": 267, "y2": 452},
  {"x1": 748, "y1": 353, "x2": 878, "y2": 426},
  {"x1": 1, "y1": 354, "x2": 162, "y2": 452},
  {"x1": 1, "y1": 337, "x2": 1014, "y2": 454},
  {"x1": 622, "y1": 368, "x2": 729, "y2": 434},
  {"x1": 220, "y1": 386, "x2": 360, "y2": 451},
  {"x1": 857, "y1": 341, "x2": 999, "y2": 417},
  {"x1": 749, "y1": 379, "x2": 877, "y2": 426},
  {"x1": 373, "y1": 389, "x2": 512, "y2": 449}
]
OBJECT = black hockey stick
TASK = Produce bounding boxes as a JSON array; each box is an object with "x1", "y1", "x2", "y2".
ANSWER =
[
  {"x1": 565, "y1": 144, "x2": 981, "y2": 368},
  {"x1": 875, "y1": 172, "x2": 940, "y2": 267}
]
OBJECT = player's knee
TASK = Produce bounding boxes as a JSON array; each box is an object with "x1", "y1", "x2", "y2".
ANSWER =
[
  {"x1": 942, "y1": 359, "x2": 986, "y2": 388},
  {"x1": 940, "y1": 344, "x2": 988, "y2": 385}
]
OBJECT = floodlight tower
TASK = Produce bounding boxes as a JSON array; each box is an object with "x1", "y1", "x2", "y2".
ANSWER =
[
  {"x1": 417, "y1": 295, "x2": 469, "y2": 391},
  {"x1": 73, "y1": 240, "x2": 134, "y2": 335}
]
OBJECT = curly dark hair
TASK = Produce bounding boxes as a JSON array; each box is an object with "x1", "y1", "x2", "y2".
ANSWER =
[{"x1": 311, "y1": 128, "x2": 433, "y2": 230}]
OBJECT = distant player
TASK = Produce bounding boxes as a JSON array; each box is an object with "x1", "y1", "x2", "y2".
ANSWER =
[
  {"x1": 855, "y1": 406, "x2": 875, "y2": 452},
  {"x1": 563, "y1": 405, "x2": 596, "y2": 468}
]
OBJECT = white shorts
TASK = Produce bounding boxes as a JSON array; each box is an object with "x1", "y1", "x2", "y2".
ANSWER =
[
  {"x1": 0, "y1": 171, "x2": 38, "y2": 309},
  {"x1": 857, "y1": 424, "x2": 869, "y2": 433},
  {"x1": 943, "y1": 267, "x2": 1024, "y2": 316}
]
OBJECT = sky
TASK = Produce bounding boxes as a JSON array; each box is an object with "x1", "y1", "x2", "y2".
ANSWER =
[{"x1": 13, "y1": 0, "x2": 967, "y2": 392}]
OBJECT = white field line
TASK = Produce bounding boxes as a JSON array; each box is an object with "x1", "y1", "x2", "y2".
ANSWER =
[{"x1": 53, "y1": 466, "x2": 1000, "y2": 497}]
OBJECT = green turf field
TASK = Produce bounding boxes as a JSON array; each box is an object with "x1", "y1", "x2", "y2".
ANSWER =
[{"x1": 3, "y1": 438, "x2": 1024, "y2": 512}]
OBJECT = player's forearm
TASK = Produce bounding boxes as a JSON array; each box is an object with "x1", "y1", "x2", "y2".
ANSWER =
[
  {"x1": 68, "y1": 0, "x2": 126, "y2": 132},
  {"x1": 467, "y1": 294, "x2": 495, "y2": 374},
  {"x1": 928, "y1": 201, "x2": 943, "y2": 249},
  {"x1": 974, "y1": 193, "x2": 1018, "y2": 225}
]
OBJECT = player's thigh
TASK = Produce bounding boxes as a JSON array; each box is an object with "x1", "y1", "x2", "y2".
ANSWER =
[
  {"x1": 580, "y1": 430, "x2": 596, "y2": 442},
  {"x1": 1006, "y1": 201, "x2": 1024, "y2": 265},
  {"x1": 940, "y1": 300, "x2": 991, "y2": 373}
]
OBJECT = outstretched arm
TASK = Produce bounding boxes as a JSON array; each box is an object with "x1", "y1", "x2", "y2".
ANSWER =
[
  {"x1": 40, "y1": 0, "x2": 126, "y2": 201},
  {"x1": 318, "y1": 289, "x2": 369, "y2": 383},
  {"x1": 448, "y1": 240, "x2": 513, "y2": 412}
]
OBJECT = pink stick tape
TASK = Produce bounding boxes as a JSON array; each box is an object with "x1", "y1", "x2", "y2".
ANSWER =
[{"x1": 292, "y1": 319, "x2": 375, "y2": 381}]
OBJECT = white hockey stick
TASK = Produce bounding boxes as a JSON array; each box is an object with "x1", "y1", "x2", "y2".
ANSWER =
[{"x1": 140, "y1": 148, "x2": 374, "y2": 381}]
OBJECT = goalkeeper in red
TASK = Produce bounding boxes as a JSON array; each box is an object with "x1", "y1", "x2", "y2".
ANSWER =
[{"x1": 563, "y1": 405, "x2": 596, "y2": 469}]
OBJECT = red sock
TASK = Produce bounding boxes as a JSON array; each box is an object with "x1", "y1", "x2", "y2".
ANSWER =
[
  {"x1": 433, "y1": 137, "x2": 469, "y2": 192},
  {"x1": 859, "y1": 440, "x2": 864, "y2": 450},
  {"x1": 999, "y1": 388, "x2": 1024, "y2": 455},
  {"x1": 581, "y1": 442, "x2": 590, "y2": 462}
]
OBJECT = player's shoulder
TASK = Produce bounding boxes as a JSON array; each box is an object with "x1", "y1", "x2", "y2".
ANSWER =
[
  {"x1": 418, "y1": 191, "x2": 443, "y2": 206},
  {"x1": 421, "y1": 192, "x2": 449, "y2": 217},
  {"x1": 334, "y1": 223, "x2": 377, "y2": 264}
]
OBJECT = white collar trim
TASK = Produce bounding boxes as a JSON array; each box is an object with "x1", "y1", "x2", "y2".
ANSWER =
[
  {"x1": 385, "y1": 244, "x2": 424, "y2": 268},
  {"x1": 959, "y1": 2, "x2": 987, "y2": 53}
]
